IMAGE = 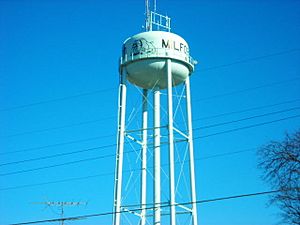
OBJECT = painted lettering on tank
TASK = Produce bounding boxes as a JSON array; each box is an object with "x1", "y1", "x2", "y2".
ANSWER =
[
  {"x1": 162, "y1": 39, "x2": 170, "y2": 49},
  {"x1": 162, "y1": 39, "x2": 189, "y2": 55}
]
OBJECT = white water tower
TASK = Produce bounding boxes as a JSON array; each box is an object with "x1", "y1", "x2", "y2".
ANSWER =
[{"x1": 113, "y1": 1, "x2": 198, "y2": 225}]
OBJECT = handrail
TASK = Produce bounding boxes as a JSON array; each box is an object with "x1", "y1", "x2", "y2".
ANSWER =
[{"x1": 120, "y1": 47, "x2": 195, "y2": 67}]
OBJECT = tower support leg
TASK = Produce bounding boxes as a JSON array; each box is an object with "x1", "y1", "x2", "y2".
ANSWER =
[
  {"x1": 185, "y1": 76, "x2": 198, "y2": 225},
  {"x1": 140, "y1": 89, "x2": 148, "y2": 225},
  {"x1": 153, "y1": 89, "x2": 161, "y2": 225},
  {"x1": 167, "y1": 59, "x2": 176, "y2": 225},
  {"x1": 113, "y1": 72, "x2": 127, "y2": 225}
]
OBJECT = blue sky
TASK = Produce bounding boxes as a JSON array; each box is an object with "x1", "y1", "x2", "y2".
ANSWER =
[{"x1": 0, "y1": 0, "x2": 299, "y2": 224}]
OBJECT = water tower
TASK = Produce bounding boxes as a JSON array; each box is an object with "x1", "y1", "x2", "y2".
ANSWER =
[{"x1": 113, "y1": 1, "x2": 198, "y2": 225}]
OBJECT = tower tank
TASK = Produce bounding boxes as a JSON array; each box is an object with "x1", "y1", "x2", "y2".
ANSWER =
[{"x1": 120, "y1": 31, "x2": 195, "y2": 90}]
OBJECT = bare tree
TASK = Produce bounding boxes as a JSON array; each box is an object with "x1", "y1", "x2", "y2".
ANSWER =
[{"x1": 258, "y1": 129, "x2": 300, "y2": 225}]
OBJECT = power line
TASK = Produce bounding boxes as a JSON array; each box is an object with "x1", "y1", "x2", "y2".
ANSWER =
[
  {"x1": 2, "y1": 98, "x2": 299, "y2": 156},
  {"x1": 1, "y1": 48, "x2": 299, "y2": 114},
  {"x1": 194, "y1": 106, "x2": 300, "y2": 130},
  {"x1": 0, "y1": 150, "x2": 117, "y2": 177},
  {"x1": 1, "y1": 107, "x2": 298, "y2": 167},
  {"x1": 1, "y1": 116, "x2": 115, "y2": 138},
  {"x1": 0, "y1": 87, "x2": 116, "y2": 112},
  {"x1": 0, "y1": 134, "x2": 115, "y2": 156},
  {"x1": 197, "y1": 48, "x2": 300, "y2": 72},
  {"x1": 3, "y1": 98, "x2": 299, "y2": 140},
  {"x1": 195, "y1": 114, "x2": 300, "y2": 139},
  {"x1": 0, "y1": 114, "x2": 299, "y2": 172},
  {"x1": 0, "y1": 145, "x2": 116, "y2": 167},
  {"x1": 0, "y1": 113, "x2": 297, "y2": 178},
  {"x1": 123, "y1": 185, "x2": 273, "y2": 208},
  {"x1": 193, "y1": 76, "x2": 300, "y2": 102},
  {"x1": 0, "y1": 77, "x2": 300, "y2": 138},
  {"x1": 6, "y1": 189, "x2": 281, "y2": 225},
  {"x1": 194, "y1": 147, "x2": 256, "y2": 161},
  {"x1": 0, "y1": 145, "x2": 254, "y2": 169},
  {"x1": 0, "y1": 172, "x2": 116, "y2": 191},
  {"x1": 194, "y1": 98, "x2": 300, "y2": 121},
  {"x1": 0, "y1": 147, "x2": 255, "y2": 191}
]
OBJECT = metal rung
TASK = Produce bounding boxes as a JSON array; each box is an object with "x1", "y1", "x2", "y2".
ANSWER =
[
  {"x1": 146, "y1": 211, "x2": 191, "y2": 217},
  {"x1": 177, "y1": 204, "x2": 193, "y2": 213},
  {"x1": 173, "y1": 127, "x2": 189, "y2": 139},
  {"x1": 126, "y1": 125, "x2": 167, "y2": 133},
  {"x1": 121, "y1": 207, "x2": 142, "y2": 217},
  {"x1": 125, "y1": 134, "x2": 143, "y2": 145}
]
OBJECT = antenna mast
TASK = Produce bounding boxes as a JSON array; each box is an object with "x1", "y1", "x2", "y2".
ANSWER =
[
  {"x1": 145, "y1": 0, "x2": 151, "y2": 31},
  {"x1": 33, "y1": 201, "x2": 87, "y2": 225},
  {"x1": 145, "y1": 0, "x2": 171, "y2": 32}
]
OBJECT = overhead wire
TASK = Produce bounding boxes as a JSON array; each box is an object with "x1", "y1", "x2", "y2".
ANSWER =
[
  {"x1": 193, "y1": 106, "x2": 300, "y2": 130},
  {"x1": 0, "y1": 144, "x2": 116, "y2": 167},
  {"x1": 0, "y1": 134, "x2": 115, "y2": 156},
  {"x1": 0, "y1": 150, "x2": 117, "y2": 177},
  {"x1": 2, "y1": 77, "x2": 299, "y2": 139},
  {"x1": 195, "y1": 114, "x2": 300, "y2": 139},
  {"x1": 0, "y1": 87, "x2": 117, "y2": 112},
  {"x1": 1, "y1": 107, "x2": 299, "y2": 167},
  {"x1": 0, "y1": 171, "x2": 116, "y2": 191},
  {"x1": 1, "y1": 116, "x2": 115, "y2": 138},
  {"x1": 2, "y1": 97, "x2": 299, "y2": 156},
  {"x1": 194, "y1": 98, "x2": 300, "y2": 121},
  {"x1": 197, "y1": 48, "x2": 300, "y2": 72},
  {"x1": 0, "y1": 107, "x2": 300, "y2": 170},
  {"x1": 193, "y1": 76, "x2": 300, "y2": 102},
  {"x1": 0, "y1": 114, "x2": 299, "y2": 177},
  {"x1": 0, "y1": 147, "x2": 257, "y2": 191},
  {"x1": 6, "y1": 189, "x2": 282, "y2": 225},
  {"x1": 1, "y1": 47, "x2": 299, "y2": 113}
]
